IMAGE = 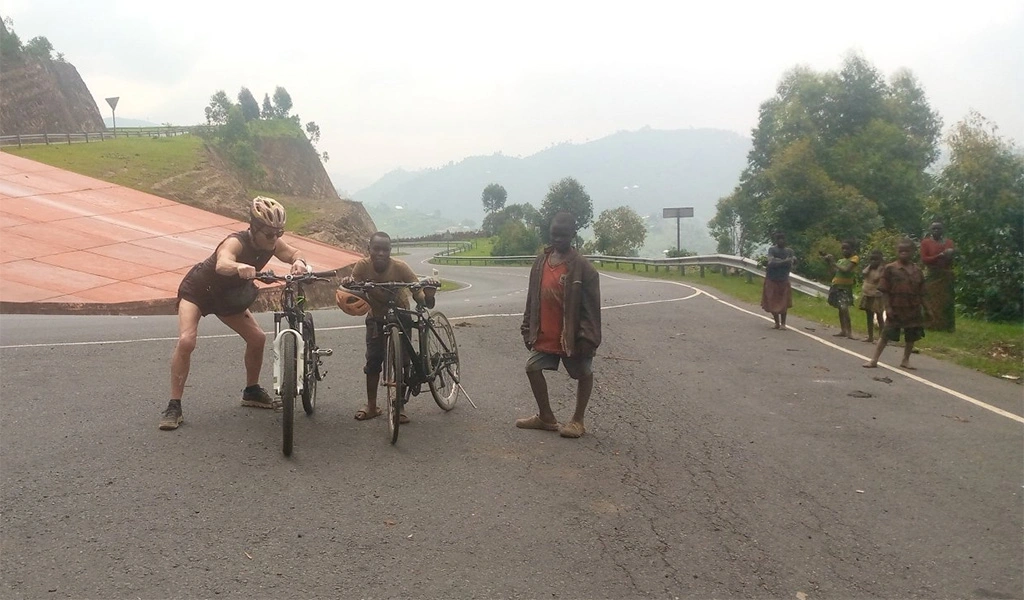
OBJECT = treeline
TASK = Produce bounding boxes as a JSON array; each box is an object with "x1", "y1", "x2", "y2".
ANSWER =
[
  {"x1": 201, "y1": 86, "x2": 327, "y2": 183},
  {"x1": 708, "y1": 53, "x2": 1022, "y2": 321},
  {"x1": 478, "y1": 179, "x2": 652, "y2": 258},
  {"x1": 1, "y1": 16, "x2": 65, "y2": 62}
]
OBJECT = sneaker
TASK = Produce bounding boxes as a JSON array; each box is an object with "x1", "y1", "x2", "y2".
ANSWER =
[
  {"x1": 159, "y1": 401, "x2": 183, "y2": 430},
  {"x1": 241, "y1": 385, "x2": 276, "y2": 409}
]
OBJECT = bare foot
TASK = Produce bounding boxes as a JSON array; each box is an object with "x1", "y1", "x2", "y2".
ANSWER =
[
  {"x1": 780, "y1": 325, "x2": 788, "y2": 331},
  {"x1": 864, "y1": 337, "x2": 874, "y2": 343},
  {"x1": 846, "y1": 333, "x2": 856, "y2": 340},
  {"x1": 772, "y1": 323, "x2": 780, "y2": 330},
  {"x1": 862, "y1": 362, "x2": 877, "y2": 368},
  {"x1": 899, "y1": 363, "x2": 916, "y2": 370},
  {"x1": 832, "y1": 332, "x2": 846, "y2": 337}
]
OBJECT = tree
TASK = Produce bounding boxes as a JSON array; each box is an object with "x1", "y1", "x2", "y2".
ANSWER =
[
  {"x1": 492, "y1": 220, "x2": 541, "y2": 256},
  {"x1": 206, "y1": 90, "x2": 234, "y2": 125},
  {"x1": 481, "y1": 183, "x2": 508, "y2": 214},
  {"x1": 711, "y1": 53, "x2": 941, "y2": 273},
  {"x1": 272, "y1": 86, "x2": 293, "y2": 118},
  {"x1": 1, "y1": 18, "x2": 23, "y2": 58},
  {"x1": 22, "y1": 35, "x2": 54, "y2": 60},
  {"x1": 482, "y1": 202, "x2": 540, "y2": 236},
  {"x1": 593, "y1": 206, "x2": 647, "y2": 256},
  {"x1": 305, "y1": 121, "x2": 321, "y2": 145},
  {"x1": 927, "y1": 112, "x2": 1023, "y2": 321},
  {"x1": 539, "y1": 177, "x2": 593, "y2": 242},
  {"x1": 237, "y1": 87, "x2": 260, "y2": 122},
  {"x1": 261, "y1": 93, "x2": 274, "y2": 119}
]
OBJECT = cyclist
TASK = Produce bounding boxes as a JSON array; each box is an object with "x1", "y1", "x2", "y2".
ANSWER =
[
  {"x1": 159, "y1": 196, "x2": 312, "y2": 431},
  {"x1": 340, "y1": 231, "x2": 437, "y2": 423}
]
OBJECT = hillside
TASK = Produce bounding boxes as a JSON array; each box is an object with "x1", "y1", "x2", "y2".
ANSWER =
[
  {"x1": 0, "y1": 53, "x2": 105, "y2": 135},
  {"x1": 352, "y1": 127, "x2": 751, "y2": 251}
]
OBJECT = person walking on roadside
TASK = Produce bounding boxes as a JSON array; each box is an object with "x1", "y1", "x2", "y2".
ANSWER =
[
  {"x1": 824, "y1": 240, "x2": 859, "y2": 339},
  {"x1": 864, "y1": 239, "x2": 926, "y2": 370},
  {"x1": 761, "y1": 231, "x2": 796, "y2": 330},
  {"x1": 159, "y1": 196, "x2": 311, "y2": 430},
  {"x1": 516, "y1": 211, "x2": 602, "y2": 439}
]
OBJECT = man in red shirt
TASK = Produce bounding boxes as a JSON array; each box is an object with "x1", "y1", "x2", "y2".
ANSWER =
[{"x1": 517, "y1": 212, "x2": 602, "y2": 438}]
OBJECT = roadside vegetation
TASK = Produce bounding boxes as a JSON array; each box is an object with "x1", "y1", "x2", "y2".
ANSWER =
[{"x1": 594, "y1": 260, "x2": 1022, "y2": 381}]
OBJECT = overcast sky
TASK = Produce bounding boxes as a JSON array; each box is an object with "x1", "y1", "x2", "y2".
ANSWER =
[{"x1": 4, "y1": 0, "x2": 1022, "y2": 192}]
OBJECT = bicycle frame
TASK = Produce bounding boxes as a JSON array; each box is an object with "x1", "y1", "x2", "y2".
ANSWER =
[
  {"x1": 272, "y1": 280, "x2": 308, "y2": 397},
  {"x1": 384, "y1": 305, "x2": 433, "y2": 393}
]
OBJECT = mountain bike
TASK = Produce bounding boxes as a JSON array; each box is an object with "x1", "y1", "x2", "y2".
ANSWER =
[
  {"x1": 256, "y1": 269, "x2": 336, "y2": 456},
  {"x1": 340, "y1": 280, "x2": 462, "y2": 444}
]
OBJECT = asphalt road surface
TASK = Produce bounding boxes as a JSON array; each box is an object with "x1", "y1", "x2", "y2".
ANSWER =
[{"x1": 2, "y1": 248, "x2": 1021, "y2": 599}]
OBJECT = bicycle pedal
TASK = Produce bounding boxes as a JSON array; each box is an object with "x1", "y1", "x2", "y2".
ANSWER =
[{"x1": 316, "y1": 348, "x2": 333, "y2": 356}]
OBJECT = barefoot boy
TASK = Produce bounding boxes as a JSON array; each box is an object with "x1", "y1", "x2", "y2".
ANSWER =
[{"x1": 864, "y1": 239, "x2": 925, "y2": 370}]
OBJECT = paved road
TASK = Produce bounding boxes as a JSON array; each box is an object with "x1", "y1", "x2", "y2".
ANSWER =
[{"x1": 2, "y1": 249, "x2": 1022, "y2": 599}]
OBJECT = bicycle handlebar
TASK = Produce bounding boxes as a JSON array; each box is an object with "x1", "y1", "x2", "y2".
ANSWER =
[
  {"x1": 255, "y1": 270, "x2": 336, "y2": 284},
  {"x1": 341, "y1": 280, "x2": 439, "y2": 292}
]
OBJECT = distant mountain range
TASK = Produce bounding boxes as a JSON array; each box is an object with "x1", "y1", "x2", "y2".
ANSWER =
[{"x1": 349, "y1": 127, "x2": 752, "y2": 254}]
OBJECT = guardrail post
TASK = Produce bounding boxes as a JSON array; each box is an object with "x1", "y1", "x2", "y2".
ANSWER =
[
  {"x1": 746, "y1": 272, "x2": 753, "y2": 284},
  {"x1": 85, "y1": 132, "x2": 89, "y2": 143},
  {"x1": 700, "y1": 265, "x2": 705, "y2": 278},
  {"x1": 681, "y1": 265, "x2": 686, "y2": 276},
  {"x1": 66, "y1": 133, "x2": 71, "y2": 145},
  {"x1": 17, "y1": 134, "x2": 22, "y2": 148},
  {"x1": 44, "y1": 133, "x2": 50, "y2": 145}
]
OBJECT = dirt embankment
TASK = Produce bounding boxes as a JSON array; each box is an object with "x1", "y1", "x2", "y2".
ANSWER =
[{"x1": 150, "y1": 135, "x2": 376, "y2": 255}]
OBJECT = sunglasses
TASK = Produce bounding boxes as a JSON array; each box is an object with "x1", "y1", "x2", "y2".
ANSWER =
[{"x1": 255, "y1": 225, "x2": 285, "y2": 239}]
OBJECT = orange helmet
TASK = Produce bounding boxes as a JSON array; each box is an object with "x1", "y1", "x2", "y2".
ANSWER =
[
  {"x1": 250, "y1": 196, "x2": 287, "y2": 228},
  {"x1": 335, "y1": 289, "x2": 369, "y2": 316}
]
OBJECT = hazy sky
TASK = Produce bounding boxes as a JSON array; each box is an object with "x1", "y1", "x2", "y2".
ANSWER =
[{"x1": 4, "y1": 1, "x2": 1022, "y2": 192}]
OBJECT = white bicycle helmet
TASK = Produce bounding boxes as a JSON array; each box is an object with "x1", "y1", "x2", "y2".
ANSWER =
[{"x1": 250, "y1": 196, "x2": 287, "y2": 228}]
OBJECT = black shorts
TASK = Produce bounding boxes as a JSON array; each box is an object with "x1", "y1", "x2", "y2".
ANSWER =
[
  {"x1": 363, "y1": 313, "x2": 416, "y2": 375},
  {"x1": 883, "y1": 326, "x2": 925, "y2": 343},
  {"x1": 177, "y1": 264, "x2": 257, "y2": 317}
]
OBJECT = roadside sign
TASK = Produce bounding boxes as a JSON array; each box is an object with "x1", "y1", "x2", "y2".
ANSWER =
[{"x1": 662, "y1": 207, "x2": 694, "y2": 219}]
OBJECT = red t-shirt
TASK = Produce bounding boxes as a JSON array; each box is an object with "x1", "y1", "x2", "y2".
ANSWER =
[{"x1": 533, "y1": 257, "x2": 568, "y2": 354}]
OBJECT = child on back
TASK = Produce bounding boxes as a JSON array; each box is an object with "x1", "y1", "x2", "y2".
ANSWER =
[{"x1": 859, "y1": 250, "x2": 885, "y2": 343}]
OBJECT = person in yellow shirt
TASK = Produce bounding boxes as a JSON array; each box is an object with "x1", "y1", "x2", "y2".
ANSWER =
[{"x1": 823, "y1": 240, "x2": 859, "y2": 339}]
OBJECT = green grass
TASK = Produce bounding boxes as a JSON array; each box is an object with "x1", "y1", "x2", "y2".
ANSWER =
[
  {"x1": 594, "y1": 260, "x2": 1023, "y2": 380},
  {"x1": 4, "y1": 136, "x2": 204, "y2": 191}
]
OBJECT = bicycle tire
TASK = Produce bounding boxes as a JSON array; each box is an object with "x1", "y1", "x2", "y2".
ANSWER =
[
  {"x1": 281, "y1": 332, "x2": 297, "y2": 456},
  {"x1": 427, "y1": 311, "x2": 460, "y2": 411},
  {"x1": 383, "y1": 324, "x2": 404, "y2": 444},
  {"x1": 301, "y1": 313, "x2": 317, "y2": 415}
]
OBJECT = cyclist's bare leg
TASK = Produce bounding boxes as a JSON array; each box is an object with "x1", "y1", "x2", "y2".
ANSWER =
[
  {"x1": 569, "y1": 373, "x2": 593, "y2": 425},
  {"x1": 170, "y1": 300, "x2": 202, "y2": 400},
  {"x1": 365, "y1": 372, "x2": 379, "y2": 414},
  {"x1": 526, "y1": 370, "x2": 557, "y2": 424},
  {"x1": 217, "y1": 309, "x2": 267, "y2": 387}
]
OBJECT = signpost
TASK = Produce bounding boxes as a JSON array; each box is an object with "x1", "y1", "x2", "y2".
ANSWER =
[
  {"x1": 105, "y1": 97, "x2": 120, "y2": 135},
  {"x1": 662, "y1": 207, "x2": 694, "y2": 254}
]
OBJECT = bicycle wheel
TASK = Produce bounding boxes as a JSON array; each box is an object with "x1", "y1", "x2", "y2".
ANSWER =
[
  {"x1": 301, "y1": 313, "x2": 317, "y2": 415},
  {"x1": 427, "y1": 311, "x2": 460, "y2": 411},
  {"x1": 281, "y1": 332, "x2": 297, "y2": 457},
  {"x1": 383, "y1": 324, "x2": 404, "y2": 444}
]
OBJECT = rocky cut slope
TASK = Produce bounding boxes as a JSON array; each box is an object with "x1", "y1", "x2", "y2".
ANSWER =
[{"x1": 0, "y1": 54, "x2": 105, "y2": 135}]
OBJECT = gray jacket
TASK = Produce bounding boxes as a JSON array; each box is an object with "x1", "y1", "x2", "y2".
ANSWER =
[{"x1": 521, "y1": 247, "x2": 602, "y2": 357}]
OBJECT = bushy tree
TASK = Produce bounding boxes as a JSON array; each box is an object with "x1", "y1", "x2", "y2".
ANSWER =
[
  {"x1": 261, "y1": 93, "x2": 274, "y2": 119},
  {"x1": 711, "y1": 53, "x2": 941, "y2": 274},
  {"x1": 206, "y1": 90, "x2": 234, "y2": 125},
  {"x1": 539, "y1": 177, "x2": 593, "y2": 242},
  {"x1": 593, "y1": 206, "x2": 646, "y2": 256},
  {"x1": 272, "y1": 86, "x2": 293, "y2": 118},
  {"x1": 237, "y1": 87, "x2": 260, "y2": 122},
  {"x1": 482, "y1": 202, "x2": 540, "y2": 236},
  {"x1": 22, "y1": 35, "x2": 53, "y2": 60},
  {"x1": 927, "y1": 112, "x2": 1023, "y2": 321},
  {"x1": 492, "y1": 220, "x2": 541, "y2": 256},
  {"x1": 305, "y1": 121, "x2": 321, "y2": 145},
  {"x1": 481, "y1": 183, "x2": 508, "y2": 214},
  {"x1": 1, "y1": 17, "x2": 23, "y2": 58}
]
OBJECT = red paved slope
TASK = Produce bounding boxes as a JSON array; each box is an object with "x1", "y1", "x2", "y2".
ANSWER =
[{"x1": 0, "y1": 152, "x2": 362, "y2": 314}]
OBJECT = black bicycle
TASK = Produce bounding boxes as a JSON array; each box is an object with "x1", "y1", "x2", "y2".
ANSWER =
[
  {"x1": 256, "y1": 269, "x2": 336, "y2": 456},
  {"x1": 341, "y1": 280, "x2": 461, "y2": 444}
]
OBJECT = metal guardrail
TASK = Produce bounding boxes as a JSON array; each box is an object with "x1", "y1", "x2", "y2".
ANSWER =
[
  {"x1": 0, "y1": 126, "x2": 214, "y2": 148},
  {"x1": 430, "y1": 251, "x2": 830, "y2": 298}
]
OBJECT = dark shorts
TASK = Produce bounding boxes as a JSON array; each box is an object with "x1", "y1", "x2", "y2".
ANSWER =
[
  {"x1": 177, "y1": 264, "x2": 257, "y2": 317},
  {"x1": 363, "y1": 314, "x2": 416, "y2": 375},
  {"x1": 526, "y1": 350, "x2": 593, "y2": 380},
  {"x1": 883, "y1": 326, "x2": 925, "y2": 343},
  {"x1": 827, "y1": 286, "x2": 854, "y2": 309}
]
